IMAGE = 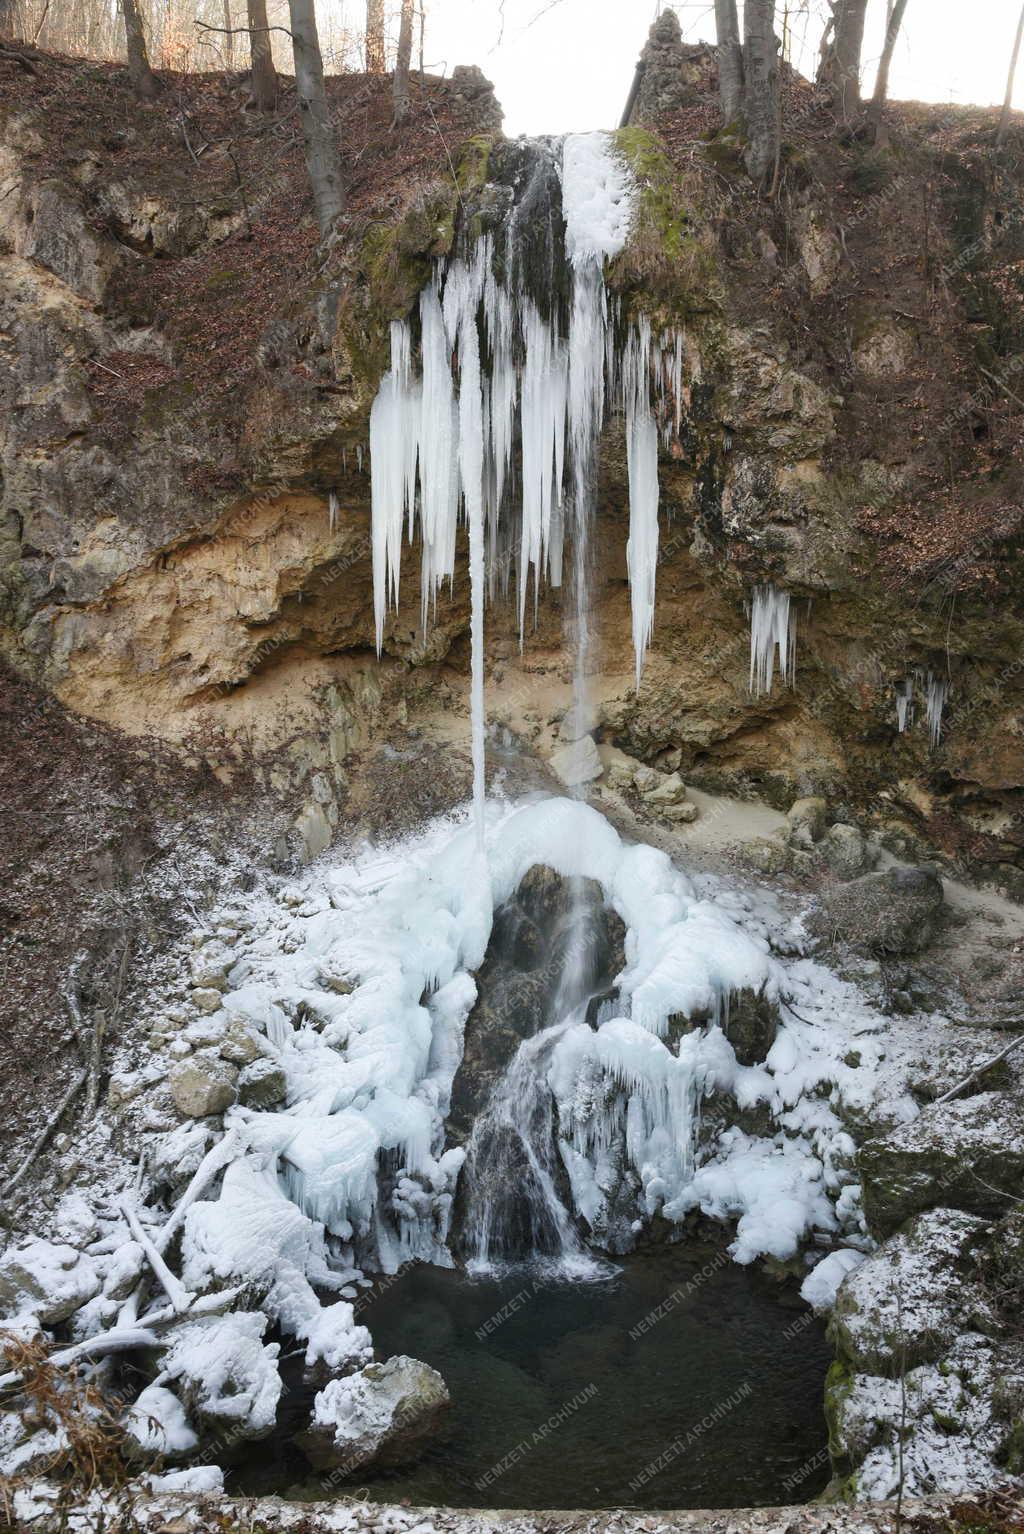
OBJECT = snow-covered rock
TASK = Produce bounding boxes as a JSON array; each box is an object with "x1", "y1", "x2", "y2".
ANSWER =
[
  {"x1": 0, "y1": 1240, "x2": 100, "y2": 1325},
  {"x1": 800, "y1": 1246, "x2": 866, "y2": 1311},
  {"x1": 162, "y1": 1311, "x2": 281, "y2": 1440},
  {"x1": 859, "y1": 1089, "x2": 1024, "y2": 1236},
  {"x1": 298, "y1": 1354, "x2": 449, "y2": 1473},
  {"x1": 123, "y1": 1384, "x2": 198, "y2": 1460},
  {"x1": 831, "y1": 1209, "x2": 992, "y2": 1372},
  {"x1": 168, "y1": 1055, "x2": 238, "y2": 1118}
]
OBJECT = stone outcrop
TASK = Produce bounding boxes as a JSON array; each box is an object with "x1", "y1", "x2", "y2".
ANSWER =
[
  {"x1": 808, "y1": 865, "x2": 946, "y2": 956},
  {"x1": 858, "y1": 1090, "x2": 1024, "y2": 1237},
  {"x1": 298, "y1": 1355, "x2": 450, "y2": 1474}
]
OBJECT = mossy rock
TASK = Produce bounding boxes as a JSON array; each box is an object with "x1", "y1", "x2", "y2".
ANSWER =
[{"x1": 609, "y1": 125, "x2": 725, "y2": 328}]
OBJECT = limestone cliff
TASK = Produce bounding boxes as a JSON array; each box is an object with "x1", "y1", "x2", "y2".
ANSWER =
[{"x1": 1, "y1": 33, "x2": 1023, "y2": 896}]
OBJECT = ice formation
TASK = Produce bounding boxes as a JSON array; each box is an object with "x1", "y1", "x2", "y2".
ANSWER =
[
  {"x1": 160, "y1": 797, "x2": 915, "y2": 1294},
  {"x1": 895, "y1": 676, "x2": 914, "y2": 733},
  {"x1": 893, "y1": 670, "x2": 949, "y2": 746},
  {"x1": 370, "y1": 132, "x2": 679, "y2": 827},
  {"x1": 748, "y1": 584, "x2": 796, "y2": 697},
  {"x1": 926, "y1": 670, "x2": 948, "y2": 747}
]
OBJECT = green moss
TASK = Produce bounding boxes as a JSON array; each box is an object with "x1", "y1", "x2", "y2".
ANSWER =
[
  {"x1": 847, "y1": 148, "x2": 897, "y2": 198},
  {"x1": 823, "y1": 1356, "x2": 855, "y2": 1465},
  {"x1": 455, "y1": 134, "x2": 493, "y2": 195},
  {"x1": 609, "y1": 126, "x2": 724, "y2": 326},
  {"x1": 1002, "y1": 1416, "x2": 1024, "y2": 1474}
]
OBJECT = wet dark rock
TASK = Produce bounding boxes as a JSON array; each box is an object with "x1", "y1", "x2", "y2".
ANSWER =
[{"x1": 447, "y1": 865, "x2": 625, "y2": 1142}]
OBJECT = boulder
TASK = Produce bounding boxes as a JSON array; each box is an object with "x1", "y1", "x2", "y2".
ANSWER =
[
  {"x1": 0, "y1": 1239, "x2": 100, "y2": 1325},
  {"x1": 738, "y1": 836, "x2": 791, "y2": 876},
  {"x1": 218, "y1": 1017, "x2": 262, "y2": 1065},
  {"x1": 298, "y1": 1354, "x2": 449, "y2": 1474},
  {"x1": 786, "y1": 795, "x2": 828, "y2": 848},
  {"x1": 820, "y1": 823, "x2": 874, "y2": 880},
  {"x1": 859, "y1": 1090, "x2": 1024, "y2": 1237},
  {"x1": 550, "y1": 734, "x2": 603, "y2": 788},
  {"x1": 169, "y1": 1056, "x2": 238, "y2": 1119},
  {"x1": 723, "y1": 986, "x2": 779, "y2": 1066},
  {"x1": 827, "y1": 1334, "x2": 1024, "y2": 1499},
  {"x1": 190, "y1": 987, "x2": 224, "y2": 1015},
  {"x1": 830, "y1": 1208, "x2": 992, "y2": 1373},
  {"x1": 237, "y1": 1057, "x2": 288, "y2": 1109},
  {"x1": 808, "y1": 864, "x2": 945, "y2": 956}
]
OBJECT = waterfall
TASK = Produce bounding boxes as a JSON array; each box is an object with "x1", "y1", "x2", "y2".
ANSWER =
[
  {"x1": 369, "y1": 132, "x2": 678, "y2": 835},
  {"x1": 458, "y1": 1015, "x2": 599, "y2": 1276}
]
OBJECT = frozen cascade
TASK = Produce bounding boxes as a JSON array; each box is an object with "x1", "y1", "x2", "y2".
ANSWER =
[
  {"x1": 459, "y1": 1015, "x2": 603, "y2": 1277},
  {"x1": 370, "y1": 132, "x2": 679, "y2": 830},
  {"x1": 749, "y1": 584, "x2": 796, "y2": 698}
]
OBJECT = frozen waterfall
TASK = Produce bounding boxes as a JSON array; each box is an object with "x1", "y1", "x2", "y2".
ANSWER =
[{"x1": 370, "y1": 132, "x2": 679, "y2": 831}]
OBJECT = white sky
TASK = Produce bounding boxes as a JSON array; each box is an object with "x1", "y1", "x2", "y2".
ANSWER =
[{"x1": 354, "y1": 0, "x2": 1024, "y2": 137}]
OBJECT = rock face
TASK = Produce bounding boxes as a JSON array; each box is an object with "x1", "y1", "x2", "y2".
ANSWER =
[
  {"x1": 808, "y1": 865, "x2": 946, "y2": 956},
  {"x1": 299, "y1": 1355, "x2": 449, "y2": 1474},
  {"x1": 858, "y1": 1090, "x2": 1024, "y2": 1237},
  {"x1": 831, "y1": 1209, "x2": 993, "y2": 1374}
]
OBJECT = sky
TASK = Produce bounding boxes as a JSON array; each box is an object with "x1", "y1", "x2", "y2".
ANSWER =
[{"x1": 357, "y1": 0, "x2": 1024, "y2": 137}]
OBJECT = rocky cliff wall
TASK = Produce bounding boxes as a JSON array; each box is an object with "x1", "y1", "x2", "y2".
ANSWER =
[{"x1": 1, "y1": 40, "x2": 1023, "y2": 893}]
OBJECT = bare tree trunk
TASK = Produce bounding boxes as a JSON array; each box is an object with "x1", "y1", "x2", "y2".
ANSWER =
[
  {"x1": 868, "y1": 0, "x2": 909, "y2": 135},
  {"x1": 247, "y1": 0, "x2": 278, "y2": 110},
  {"x1": 998, "y1": 1, "x2": 1024, "y2": 147},
  {"x1": 392, "y1": 0, "x2": 414, "y2": 123},
  {"x1": 818, "y1": 0, "x2": 868, "y2": 122},
  {"x1": 0, "y1": 0, "x2": 19, "y2": 41},
  {"x1": 714, "y1": 0, "x2": 744, "y2": 123},
  {"x1": 288, "y1": 0, "x2": 345, "y2": 238},
  {"x1": 120, "y1": 0, "x2": 159, "y2": 100},
  {"x1": 223, "y1": 0, "x2": 233, "y2": 66},
  {"x1": 365, "y1": 0, "x2": 385, "y2": 72},
  {"x1": 742, "y1": 0, "x2": 779, "y2": 188}
]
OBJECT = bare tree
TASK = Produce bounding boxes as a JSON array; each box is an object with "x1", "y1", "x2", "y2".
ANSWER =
[
  {"x1": 0, "y1": 0, "x2": 19, "y2": 41},
  {"x1": 714, "y1": 0, "x2": 744, "y2": 123},
  {"x1": 868, "y1": 0, "x2": 909, "y2": 136},
  {"x1": 247, "y1": 0, "x2": 278, "y2": 109},
  {"x1": 120, "y1": 0, "x2": 159, "y2": 99},
  {"x1": 392, "y1": 0, "x2": 414, "y2": 123},
  {"x1": 818, "y1": 0, "x2": 868, "y2": 122},
  {"x1": 222, "y1": 0, "x2": 233, "y2": 66},
  {"x1": 365, "y1": 0, "x2": 385, "y2": 72},
  {"x1": 742, "y1": 0, "x2": 779, "y2": 187},
  {"x1": 288, "y1": 0, "x2": 345, "y2": 237},
  {"x1": 997, "y1": 1, "x2": 1024, "y2": 147}
]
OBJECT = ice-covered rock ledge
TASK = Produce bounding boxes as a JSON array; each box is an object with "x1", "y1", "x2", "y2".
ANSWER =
[{"x1": 10, "y1": 1488, "x2": 1016, "y2": 1534}]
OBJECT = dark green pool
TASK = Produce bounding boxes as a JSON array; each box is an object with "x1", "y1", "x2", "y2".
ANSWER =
[{"x1": 243, "y1": 1240, "x2": 833, "y2": 1510}]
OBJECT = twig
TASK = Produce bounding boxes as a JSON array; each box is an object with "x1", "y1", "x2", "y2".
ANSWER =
[
  {"x1": 86, "y1": 357, "x2": 124, "y2": 381},
  {"x1": 929, "y1": 1033, "x2": 1024, "y2": 1107}
]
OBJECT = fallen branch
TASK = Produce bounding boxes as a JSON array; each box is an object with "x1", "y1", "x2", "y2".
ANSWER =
[
  {"x1": 0, "y1": 1066, "x2": 88, "y2": 1205},
  {"x1": 0, "y1": 1327, "x2": 158, "y2": 1393},
  {"x1": 930, "y1": 1033, "x2": 1024, "y2": 1108},
  {"x1": 120, "y1": 1201, "x2": 193, "y2": 1315}
]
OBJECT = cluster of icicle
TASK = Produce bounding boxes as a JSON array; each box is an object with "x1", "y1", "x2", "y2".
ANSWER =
[
  {"x1": 895, "y1": 669, "x2": 949, "y2": 746},
  {"x1": 369, "y1": 132, "x2": 682, "y2": 719},
  {"x1": 748, "y1": 584, "x2": 797, "y2": 698}
]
